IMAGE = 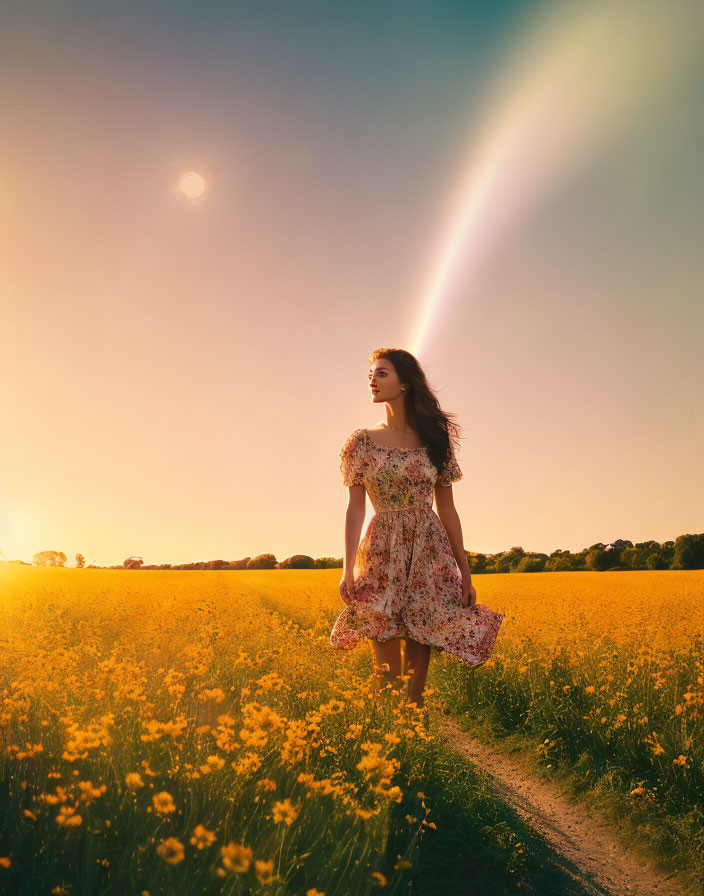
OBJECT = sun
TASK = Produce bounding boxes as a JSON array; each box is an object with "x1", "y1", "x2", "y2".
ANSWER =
[{"x1": 179, "y1": 171, "x2": 206, "y2": 199}]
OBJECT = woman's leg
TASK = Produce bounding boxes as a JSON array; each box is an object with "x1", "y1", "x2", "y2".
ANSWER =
[
  {"x1": 369, "y1": 637, "x2": 403, "y2": 688},
  {"x1": 403, "y1": 637, "x2": 431, "y2": 707}
]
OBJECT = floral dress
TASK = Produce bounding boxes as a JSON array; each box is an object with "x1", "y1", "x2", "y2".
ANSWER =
[{"x1": 330, "y1": 428, "x2": 504, "y2": 666}]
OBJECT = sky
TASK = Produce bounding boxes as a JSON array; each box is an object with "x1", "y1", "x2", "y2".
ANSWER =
[{"x1": 1, "y1": 0, "x2": 703, "y2": 567}]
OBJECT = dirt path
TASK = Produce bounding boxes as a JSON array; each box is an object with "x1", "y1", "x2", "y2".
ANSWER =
[{"x1": 432, "y1": 712, "x2": 694, "y2": 896}]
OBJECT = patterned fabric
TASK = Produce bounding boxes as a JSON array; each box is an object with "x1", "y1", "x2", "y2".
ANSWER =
[{"x1": 330, "y1": 428, "x2": 504, "y2": 666}]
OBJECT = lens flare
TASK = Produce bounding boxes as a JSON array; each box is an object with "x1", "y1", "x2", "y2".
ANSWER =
[
  {"x1": 179, "y1": 171, "x2": 206, "y2": 199},
  {"x1": 410, "y1": 0, "x2": 703, "y2": 357}
]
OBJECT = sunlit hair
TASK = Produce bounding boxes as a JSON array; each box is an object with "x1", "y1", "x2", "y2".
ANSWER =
[{"x1": 369, "y1": 348, "x2": 462, "y2": 479}]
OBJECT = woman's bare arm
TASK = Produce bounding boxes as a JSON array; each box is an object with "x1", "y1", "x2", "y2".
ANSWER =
[
  {"x1": 343, "y1": 484, "x2": 366, "y2": 582},
  {"x1": 434, "y1": 484, "x2": 471, "y2": 576}
]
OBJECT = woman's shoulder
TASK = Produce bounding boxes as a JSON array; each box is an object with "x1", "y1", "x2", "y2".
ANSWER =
[{"x1": 341, "y1": 428, "x2": 366, "y2": 450}]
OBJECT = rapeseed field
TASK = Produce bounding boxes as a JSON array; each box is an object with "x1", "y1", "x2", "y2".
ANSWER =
[{"x1": 1, "y1": 565, "x2": 701, "y2": 895}]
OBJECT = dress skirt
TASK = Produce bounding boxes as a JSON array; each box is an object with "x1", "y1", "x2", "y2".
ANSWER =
[{"x1": 330, "y1": 504, "x2": 504, "y2": 667}]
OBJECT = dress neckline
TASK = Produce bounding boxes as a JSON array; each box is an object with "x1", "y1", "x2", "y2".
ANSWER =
[{"x1": 363, "y1": 428, "x2": 426, "y2": 452}]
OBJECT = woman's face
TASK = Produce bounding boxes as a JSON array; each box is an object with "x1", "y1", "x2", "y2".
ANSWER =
[{"x1": 368, "y1": 360, "x2": 402, "y2": 402}]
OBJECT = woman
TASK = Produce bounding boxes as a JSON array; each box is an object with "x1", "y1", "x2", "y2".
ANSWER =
[{"x1": 330, "y1": 348, "x2": 504, "y2": 708}]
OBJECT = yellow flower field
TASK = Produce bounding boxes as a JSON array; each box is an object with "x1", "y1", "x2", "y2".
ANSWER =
[{"x1": 0, "y1": 565, "x2": 701, "y2": 894}]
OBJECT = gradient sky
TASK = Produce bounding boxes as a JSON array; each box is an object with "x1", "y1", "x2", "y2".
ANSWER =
[{"x1": 2, "y1": 0, "x2": 703, "y2": 567}]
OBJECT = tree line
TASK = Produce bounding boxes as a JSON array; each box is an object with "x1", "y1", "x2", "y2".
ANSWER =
[{"x1": 20, "y1": 533, "x2": 704, "y2": 571}]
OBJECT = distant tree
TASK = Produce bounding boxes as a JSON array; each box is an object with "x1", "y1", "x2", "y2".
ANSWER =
[
  {"x1": 206, "y1": 560, "x2": 229, "y2": 570},
  {"x1": 660, "y1": 543, "x2": 675, "y2": 566},
  {"x1": 247, "y1": 553, "x2": 277, "y2": 570},
  {"x1": 230, "y1": 558, "x2": 251, "y2": 570},
  {"x1": 572, "y1": 551, "x2": 588, "y2": 569},
  {"x1": 546, "y1": 549, "x2": 574, "y2": 571},
  {"x1": 496, "y1": 546, "x2": 525, "y2": 573},
  {"x1": 603, "y1": 543, "x2": 624, "y2": 566},
  {"x1": 494, "y1": 554, "x2": 510, "y2": 574},
  {"x1": 33, "y1": 550, "x2": 66, "y2": 567},
  {"x1": 586, "y1": 547, "x2": 613, "y2": 570},
  {"x1": 610, "y1": 538, "x2": 634, "y2": 550},
  {"x1": 672, "y1": 534, "x2": 704, "y2": 569},
  {"x1": 646, "y1": 551, "x2": 668, "y2": 570},
  {"x1": 277, "y1": 554, "x2": 316, "y2": 569},
  {"x1": 124, "y1": 556, "x2": 143, "y2": 569},
  {"x1": 517, "y1": 555, "x2": 547, "y2": 572},
  {"x1": 617, "y1": 547, "x2": 636, "y2": 569},
  {"x1": 631, "y1": 548, "x2": 649, "y2": 569},
  {"x1": 469, "y1": 552, "x2": 487, "y2": 573},
  {"x1": 551, "y1": 558, "x2": 573, "y2": 571},
  {"x1": 314, "y1": 557, "x2": 343, "y2": 569},
  {"x1": 75, "y1": 553, "x2": 85, "y2": 568}
]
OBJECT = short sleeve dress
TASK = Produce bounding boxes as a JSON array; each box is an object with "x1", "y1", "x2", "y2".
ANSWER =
[{"x1": 330, "y1": 428, "x2": 504, "y2": 666}]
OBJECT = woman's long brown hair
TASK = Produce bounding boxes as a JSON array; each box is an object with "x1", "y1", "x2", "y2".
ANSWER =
[{"x1": 369, "y1": 348, "x2": 462, "y2": 478}]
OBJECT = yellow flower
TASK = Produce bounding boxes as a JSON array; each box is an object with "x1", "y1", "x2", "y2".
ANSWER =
[
  {"x1": 56, "y1": 804, "x2": 82, "y2": 827},
  {"x1": 152, "y1": 791, "x2": 176, "y2": 815},
  {"x1": 199, "y1": 755, "x2": 225, "y2": 774},
  {"x1": 272, "y1": 798, "x2": 301, "y2": 826},
  {"x1": 199, "y1": 688, "x2": 225, "y2": 703},
  {"x1": 383, "y1": 785, "x2": 403, "y2": 803},
  {"x1": 125, "y1": 772, "x2": 144, "y2": 790},
  {"x1": 42, "y1": 785, "x2": 69, "y2": 805},
  {"x1": 255, "y1": 672, "x2": 286, "y2": 692},
  {"x1": 256, "y1": 778, "x2": 277, "y2": 792},
  {"x1": 190, "y1": 824, "x2": 217, "y2": 849},
  {"x1": 355, "y1": 807, "x2": 374, "y2": 820},
  {"x1": 254, "y1": 858, "x2": 276, "y2": 884},
  {"x1": 371, "y1": 871, "x2": 388, "y2": 886},
  {"x1": 78, "y1": 780, "x2": 107, "y2": 804},
  {"x1": 644, "y1": 732, "x2": 666, "y2": 757},
  {"x1": 231, "y1": 752, "x2": 262, "y2": 776},
  {"x1": 220, "y1": 841, "x2": 253, "y2": 873},
  {"x1": 156, "y1": 837, "x2": 185, "y2": 864},
  {"x1": 0, "y1": 857, "x2": 10, "y2": 869}
]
